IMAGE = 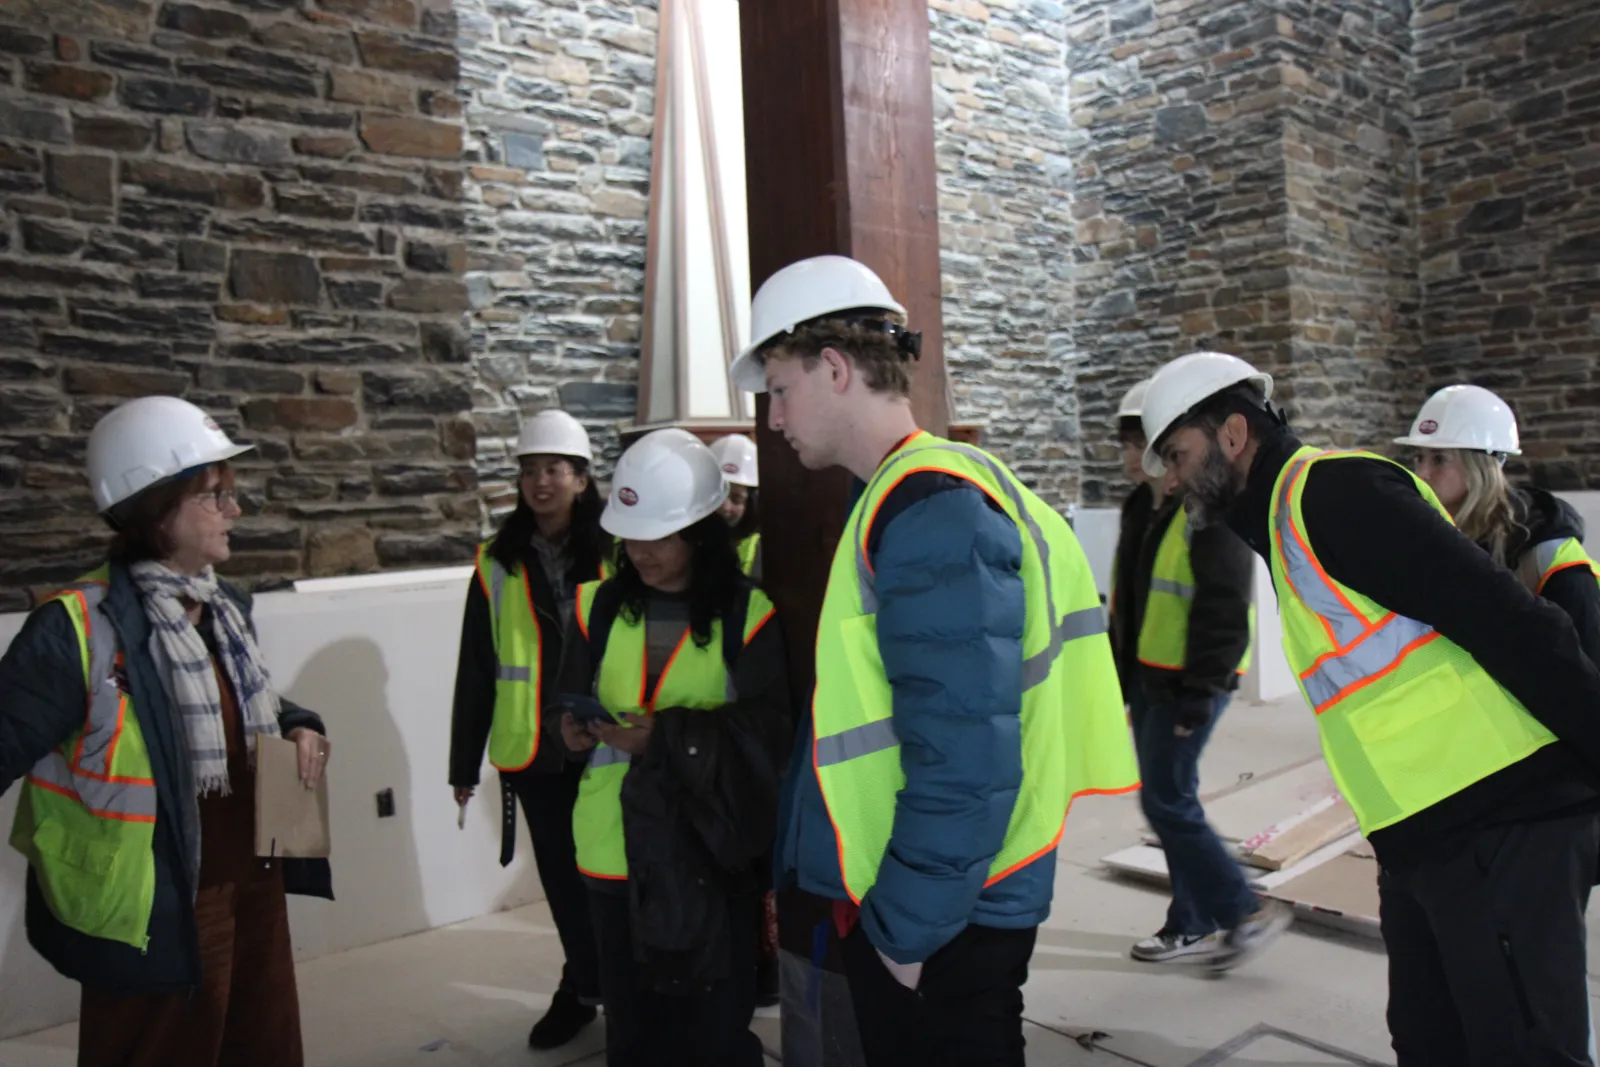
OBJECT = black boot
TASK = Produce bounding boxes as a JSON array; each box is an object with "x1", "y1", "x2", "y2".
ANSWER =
[{"x1": 528, "y1": 989, "x2": 598, "y2": 1050}]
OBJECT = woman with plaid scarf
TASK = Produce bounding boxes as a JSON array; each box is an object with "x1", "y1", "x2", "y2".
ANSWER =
[{"x1": 0, "y1": 396, "x2": 332, "y2": 1067}]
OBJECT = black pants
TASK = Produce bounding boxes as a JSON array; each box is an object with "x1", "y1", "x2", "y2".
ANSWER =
[
  {"x1": 511, "y1": 763, "x2": 601, "y2": 1001},
  {"x1": 841, "y1": 920, "x2": 1037, "y2": 1067},
  {"x1": 1380, "y1": 812, "x2": 1598, "y2": 1067},
  {"x1": 589, "y1": 887, "x2": 764, "y2": 1067}
]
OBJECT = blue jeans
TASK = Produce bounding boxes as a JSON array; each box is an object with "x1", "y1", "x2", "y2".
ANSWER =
[{"x1": 1130, "y1": 690, "x2": 1257, "y2": 936}]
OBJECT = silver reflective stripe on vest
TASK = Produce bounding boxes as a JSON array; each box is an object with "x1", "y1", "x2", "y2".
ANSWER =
[
  {"x1": 1298, "y1": 610, "x2": 1435, "y2": 710},
  {"x1": 28, "y1": 582, "x2": 158, "y2": 820},
  {"x1": 1533, "y1": 539, "x2": 1565, "y2": 578},
  {"x1": 1274, "y1": 453, "x2": 1439, "y2": 710},
  {"x1": 852, "y1": 441, "x2": 1101, "y2": 695},
  {"x1": 488, "y1": 558, "x2": 510, "y2": 617},
  {"x1": 1149, "y1": 577, "x2": 1195, "y2": 600},
  {"x1": 589, "y1": 745, "x2": 631, "y2": 770},
  {"x1": 1273, "y1": 456, "x2": 1374, "y2": 649},
  {"x1": 496, "y1": 665, "x2": 532, "y2": 683},
  {"x1": 815, "y1": 718, "x2": 900, "y2": 768}
]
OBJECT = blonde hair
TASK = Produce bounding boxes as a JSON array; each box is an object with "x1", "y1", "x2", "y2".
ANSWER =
[{"x1": 1451, "y1": 449, "x2": 1522, "y2": 566}]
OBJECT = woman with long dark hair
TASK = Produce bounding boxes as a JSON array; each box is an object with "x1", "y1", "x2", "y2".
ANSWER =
[
  {"x1": 555, "y1": 428, "x2": 790, "y2": 1066},
  {"x1": 448, "y1": 410, "x2": 611, "y2": 1050}
]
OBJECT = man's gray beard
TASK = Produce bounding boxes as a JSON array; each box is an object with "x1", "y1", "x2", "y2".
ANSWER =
[{"x1": 1185, "y1": 437, "x2": 1239, "y2": 532}]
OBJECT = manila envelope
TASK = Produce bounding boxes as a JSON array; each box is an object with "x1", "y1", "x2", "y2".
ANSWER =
[{"x1": 254, "y1": 734, "x2": 332, "y2": 859}]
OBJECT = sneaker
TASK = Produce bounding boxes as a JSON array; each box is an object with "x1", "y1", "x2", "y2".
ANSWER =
[
  {"x1": 528, "y1": 989, "x2": 598, "y2": 1050},
  {"x1": 1129, "y1": 929, "x2": 1222, "y2": 963},
  {"x1": 1207, "y1": 899, "x2": 1293, "y2": 973}
]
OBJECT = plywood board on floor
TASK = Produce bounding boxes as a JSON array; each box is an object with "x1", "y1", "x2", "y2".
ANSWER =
[
  {"x1": 1200, "y1": 761, "x2": 1341, "y2": 844},
  {"x1": 1265, "y1": 853, "x2": 1381, "y2": 940}
]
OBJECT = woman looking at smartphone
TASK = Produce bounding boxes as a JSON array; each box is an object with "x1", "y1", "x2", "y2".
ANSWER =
[{"x1": 555, "y1": 428, "x2": 790, "y2": 1067}]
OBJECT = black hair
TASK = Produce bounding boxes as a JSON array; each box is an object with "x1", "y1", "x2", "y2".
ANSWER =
[
  {"x1": 729, "y1": 486, "x2": 760, "y2": 542},
  {"x1": 487, "y1": 457, "x2": 610, "y2": 577},
  {"x1": 1159, "y1": 381, "x2": 1284, "y2": 452},
  {"x1": 1117, "y1": 416, "x2": 1146, "y2": 445},
  {"x1": 612, "y1": 512, "x2": 747, "y2": 648}
]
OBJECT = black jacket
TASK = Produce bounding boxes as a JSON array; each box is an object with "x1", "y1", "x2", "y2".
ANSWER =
[
  {"x1": 1109, "y1": 482, "x2": 1156, "y2": 690},
  {"x1": 0, "y1": 562, "x2": 329, "y2": 995},
  {"x1": 1506, "y1": 487, "x2": 1600, "y2": 667},
  {"x1": 1111, "y1": 486, "x2": 1253, "y2": 719},
  {"x1": 449, "y1": 539, "x2": 601, "y2": 786},
  {"x1": 1229, "y1": 430, "x2": 1600, "y2": 872},
  {"x1": 556, "y1": 583, "x2": 791, "y2": 991}
]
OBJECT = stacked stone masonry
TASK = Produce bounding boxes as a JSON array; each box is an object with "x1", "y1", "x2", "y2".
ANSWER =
[
  {"x1": 0, "y1": 0, "x2": 480, "y2": 609},
  {"x1": 1412, "y1": 0, "x2": 1600, "y2": 491},
  {"x1": 2, "y1": 0, "x2": 1597, "y2": 606}
]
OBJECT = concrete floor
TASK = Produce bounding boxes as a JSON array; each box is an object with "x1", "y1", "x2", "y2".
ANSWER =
[{"x1": 1, "y1": 695, "x2": 1590, "y2": 1066}]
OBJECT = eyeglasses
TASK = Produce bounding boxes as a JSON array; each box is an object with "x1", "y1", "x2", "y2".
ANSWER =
[{"x1": 193, "y1": 488, "x2": 239, "y2": 512}]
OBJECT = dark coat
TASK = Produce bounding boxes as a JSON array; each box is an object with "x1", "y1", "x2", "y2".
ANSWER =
[{"x1": 0, "y1": 561, "x2": 330, "y2": 995}]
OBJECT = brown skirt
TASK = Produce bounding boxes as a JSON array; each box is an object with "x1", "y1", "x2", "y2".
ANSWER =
[{"x1": 78, "y1": 658, "x2": 304, "y2": 1067}]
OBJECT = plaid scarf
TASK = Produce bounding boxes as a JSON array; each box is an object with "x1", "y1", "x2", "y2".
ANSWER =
[{"x1": 129, "y1": 561, "x2": 282, "y2": 797}]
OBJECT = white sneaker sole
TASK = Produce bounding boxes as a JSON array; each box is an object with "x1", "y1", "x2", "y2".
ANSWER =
[{"x1": 1207, "y1": 907, "x2": 1293, "y2": 974}]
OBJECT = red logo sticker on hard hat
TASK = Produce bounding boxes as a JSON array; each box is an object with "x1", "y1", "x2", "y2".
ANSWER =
[
  {"x1": 204, "y1": 417, "x2": 221, "y2": 432},
  {"x1": 1419, "y1": 420, "x2": 1438, "y2": 434},
  {"x1": 722, "y1": 463, "x2": 738, "y2": 474},
  {"x1": 617, "y1": 487, "x2": 639, "y2": 506}
]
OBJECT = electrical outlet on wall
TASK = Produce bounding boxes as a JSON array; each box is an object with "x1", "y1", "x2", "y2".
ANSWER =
[{"x1": 376, "y1": 788, "x2": 396, "y2": 818}]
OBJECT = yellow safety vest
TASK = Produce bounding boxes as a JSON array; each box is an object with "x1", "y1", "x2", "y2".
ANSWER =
[
  {"x1": 1268, "y1": 447, "x2": 1556, "y2": 834},
  {"x1": 570, "y1": 580, "x2": 776, "y2": 879},
  {"x1": 811, "y1": 433, "x2": 1138, "y2": 904},
  {"x1": 8, "y1": 565, "x2": 159, "y2": 950},
  {"x1": 1136, "y1": 501, "x2": 1254, "y2": 675},
  {"x1": 1518, "y1": 537, "x2": 1599, "y2": 597},
  {"x1": 737, "y1": 533, "x2": 761, "y2": 577},
  {"x1": 475, "y1": 543, "x2": 610, "y2": 772}
]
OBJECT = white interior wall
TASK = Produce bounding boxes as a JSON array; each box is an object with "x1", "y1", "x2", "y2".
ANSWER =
[
  {"x1": 0, "y1": 568, "x2": 542, "y2": 1040},
  {"x1": 2, "y1": 492, "x2": 1597, "y2": 1040}
]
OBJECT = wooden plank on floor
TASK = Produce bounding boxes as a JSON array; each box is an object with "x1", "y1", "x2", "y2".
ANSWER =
[{"x1": 1239, "y1": 797, "x2": 1359, "y2": 871}]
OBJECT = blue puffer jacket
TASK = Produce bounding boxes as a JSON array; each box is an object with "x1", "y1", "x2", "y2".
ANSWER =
[{"x1": 776, "y1": 470, "x2": 1050, "y2": 965}]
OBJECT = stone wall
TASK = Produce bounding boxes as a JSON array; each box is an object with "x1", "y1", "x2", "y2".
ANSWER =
[
  {"x1": 1281, "y1": 0, "x2": 1420, "y2": 448},
  {"x1": 453, "y1": 0, "x2": 655, "y2": 517},
  {"x1": 929, "y1": 0, "x2": 1079, "y2": 508},
  {"x1": 0, "y1": 0, "x2": 478, "y2": 610},
  {"x1": 1412, "y1": 0, "x2": 1600, "y2": 490},
  {"x1": 1064, "y1": 0, "x2": 1291, "y2": 505}
]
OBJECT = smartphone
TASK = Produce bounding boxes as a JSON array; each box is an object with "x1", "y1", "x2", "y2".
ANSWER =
[{"x1": 562, "y1": 694, "x2": 620, "y2": 727}]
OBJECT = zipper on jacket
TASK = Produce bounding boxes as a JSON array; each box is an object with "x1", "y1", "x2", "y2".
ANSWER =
[{"x1": 1498, "y1": 934, "x2": 1536, "y2": 1029}]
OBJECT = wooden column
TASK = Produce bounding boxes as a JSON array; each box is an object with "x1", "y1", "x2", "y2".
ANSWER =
[
  {"x1": 741, "y1": 0, "x2": 948, "y2": 703},
  {"x1": 740, "y1": 0, "x2": 949, "y2": 1022}
]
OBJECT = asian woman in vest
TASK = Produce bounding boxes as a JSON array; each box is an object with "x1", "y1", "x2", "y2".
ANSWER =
[
  {"x1": 1398, "y1": 385, "x2": 1600, "y2": 659},
  {"x1": 447, "y1": 409, "x2": 612, "y2": 1049},
  {"x1": 711, "y1": 434, "x2": 762, "y2": 579},
  {"x1": 0, "y1": 396, "x2": 332, "y2": 1067},
  {"x1": 553, "y1": 428, "x2": 790, "y2": 1067}
]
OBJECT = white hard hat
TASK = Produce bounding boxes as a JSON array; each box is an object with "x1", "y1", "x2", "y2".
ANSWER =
[
  {"x1": 515, "y1": 409, "x2": 593, "y2": 463},
  {"x1": 1140, "y1": 352, "x2": 1274, "y2": 478},
  {"x1": 1395, "y1": 384, "x2": 1521, "y2": 456},
  {"x1": 87, "y1": 396, "x2": 254, "y2": 513},
  {"x1": 729, "y1": 255, "x2": 907, "y2": 394},
  {"x1": 1117, "y1": 379, "x2": 1152, "y2": 420},
  {"x1": 602, "y1": 428, "x2": 729, "y2": 541},
  {"x1": 709, "y1": 434, "x2": 759, "y2": 488}
]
